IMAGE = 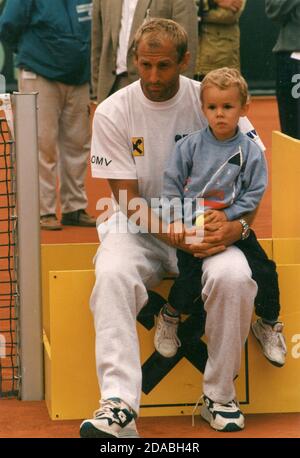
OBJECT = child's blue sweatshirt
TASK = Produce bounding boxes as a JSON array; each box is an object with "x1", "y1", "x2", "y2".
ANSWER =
[{"x1": 162, "y1": 126, "x2": 267, "y2": 222}]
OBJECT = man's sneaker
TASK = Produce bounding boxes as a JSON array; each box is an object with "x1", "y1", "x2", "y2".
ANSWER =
[
  {"x1": 251, "y1": 318, "x2": 287, "y2": 367},
  {"x1": 79, "y1": 398, "x2": 139, "y2": 438},
  {"x1": 40, "y1": 214, "x2": 62, "y2": 231},
  {"x1": 61, "y1": 209, "x2": 96, "y2": 227},
  {"x1": 154, "y1": 307, "x2": 181, "y2": 358},
  {"x1": 201, "y1": 395, "x2": 244, "y2": 432}
]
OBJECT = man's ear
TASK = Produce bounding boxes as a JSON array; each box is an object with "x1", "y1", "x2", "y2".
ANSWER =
[
  {"x1": 179, "y1": 51, "x2": 190, "y2": 73},
  {"x1": 240, "y1": 102, "x2": 250, "y2": 117},
  {"x1": 133, "y1": 54, "x2": 138, "y2": 68}
]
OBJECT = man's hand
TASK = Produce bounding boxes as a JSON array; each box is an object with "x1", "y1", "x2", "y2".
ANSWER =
[
  {"x1": 215, "y1": 0, "x2": 243, "y2": 13},
  {"x1": 203, "y1": 209, "x2": 227, "y2": 225},
  {"x1": 203, "y1": 218, "x2": 242, "y2": 248},
  {"x1": 178, "y1": 219, "x2": 242, "y2": 258},
  {"x1": 168, "y1": 220, "x2": 185, "y2": 245}
]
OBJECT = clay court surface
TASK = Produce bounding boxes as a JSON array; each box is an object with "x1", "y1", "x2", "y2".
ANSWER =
[
  {"x1": 0, "y1": 398, "x2": 300, "y2": 438},
  {"x1": 1, "y1": 96, "x2": 300, "y2": 438}
]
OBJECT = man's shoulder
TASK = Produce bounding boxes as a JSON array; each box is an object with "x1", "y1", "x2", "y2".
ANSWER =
[
  {"x1": 178, "y1": 76, "x2": 201, "y2": 105},
  {"x1": 239, "y1": 130, "x2": 264, "y2": 155},
  {"x1": 180, "y1": 75, "x2": 200, "y2": 90},
  {"x1": 96, "y1": 81, "x2": 140, "y2": 115},
  {"x1": 176, "y1": 127, "x2": 205, "y2": 150},
  {"x1": 238, "y1": 116, "x2": 265, "y2": 152}
]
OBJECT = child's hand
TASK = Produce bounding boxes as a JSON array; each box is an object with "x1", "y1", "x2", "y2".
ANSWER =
[
  {"x1": 168, "y1": 220, "x2": 185, "y2": 244},
  {"x1": 204, "y1": 210, "x2": 228, "y2": 225}
]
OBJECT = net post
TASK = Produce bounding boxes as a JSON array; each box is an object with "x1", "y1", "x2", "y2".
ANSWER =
[{"x1": 13, "y1": 92, "x2": 43, "y2": 400}]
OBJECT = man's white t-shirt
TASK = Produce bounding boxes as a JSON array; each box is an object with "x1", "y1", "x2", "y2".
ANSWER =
[{"x1": 92, "y1": 76, "x2": 264, "y2": 205}]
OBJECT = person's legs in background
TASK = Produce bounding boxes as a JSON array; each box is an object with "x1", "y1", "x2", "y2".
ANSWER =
[
  {"x1": 19, "y1": 71, "x2": 63, "y2": 230},
  {"x1": 276, "y1": 52, "x2": 300, "y2": 140},
  {"x1": 58, "y1": 82, "x2": 95, "y2": 227}
]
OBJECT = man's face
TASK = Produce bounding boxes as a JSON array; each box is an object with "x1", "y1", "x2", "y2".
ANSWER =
[{"x1": 134, "y1": 38, "x2": 189, "y2": 102}]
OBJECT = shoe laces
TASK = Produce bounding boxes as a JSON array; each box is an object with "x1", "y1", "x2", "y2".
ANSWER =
[
  {"x1": 263, "y1": 321, "x2": 287, "y2": 351},
  {"x1": 192, "y1": 394, "x2": 204, "y2": 426},
  {"x1": 158, "y1": 313, "x2": 181, "y2": 348},
  {"x1": 272, "y1": 322, "x2": 287, "y2": 352},
  {"x1": 210, "y1": 399, "x2": 240, "y2": 413},
  {"x1": 94, "y1": 399, "x2": 122, "y2": 420},
  {"x1": 192, "y1": 395, "x2": 241, "y2": 426},
  {"x1": 276, "y1": 331, "x2": 287, "y2": 353}
]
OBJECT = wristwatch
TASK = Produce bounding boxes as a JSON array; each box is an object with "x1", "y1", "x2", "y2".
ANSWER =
[{"x1": 239, "y1": 218, "x2": 250, "y2": 240}]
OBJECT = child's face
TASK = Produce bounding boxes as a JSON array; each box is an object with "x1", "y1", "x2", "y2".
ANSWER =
[{"x1": 202, "y1": 85, "x2": 249, "y2": 141}]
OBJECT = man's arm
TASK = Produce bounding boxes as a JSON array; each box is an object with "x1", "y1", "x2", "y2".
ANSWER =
[
  {"x1": 91, "y1": 0, "x2": 102, "y2": 100},
  {"x1": 108, "y1": 178, "x2": 235, "y2": 258},
  {"x1": 180, "y1": 218, "x2": 242, "y2": 258},
  {"x1": 265, "y1": 0, "x2": 300, "y2": 21},
  {"x1": 108, "y1": 178, "x2": 171, "y2": 245},
  {"x1": 203, "y1": 0, "x2": 246, "y2": 25},
  {"x1": 0, "y1": 0, "x2": 32, "y2": 46},
  {"x1": 187, "y1": 213, "x2": 257, "y2": 258},
  {"x1": 214, "y1": 0, "x2": 243, "y2": 13},
  {"x1": 172, "y1": 0, "x2": 198, "y2": 77}
]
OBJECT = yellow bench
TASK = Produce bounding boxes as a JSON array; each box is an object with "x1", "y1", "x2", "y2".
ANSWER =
[
  {"x1": 42, "y1": 131, "x2": 300, "y2": 420},
  {"x1": 42, "y1": 238, "x2": 300, "y2": 420}
]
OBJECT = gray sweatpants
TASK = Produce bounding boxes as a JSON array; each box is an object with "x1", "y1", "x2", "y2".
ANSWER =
[
  {"x1": 91, "y1": 214, "x2": 257, "y2": 414},
  {"x1": 19, "y1": 71, "x2": 90, "y2": 216}
]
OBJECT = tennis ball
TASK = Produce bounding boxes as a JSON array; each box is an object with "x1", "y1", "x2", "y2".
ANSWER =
[{"x1": 195, "y1": 213, "x2": 204, "y2": 227}]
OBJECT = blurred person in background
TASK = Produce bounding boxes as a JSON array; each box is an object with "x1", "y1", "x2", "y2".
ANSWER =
[
  {"x1": 194, "y1": 0, "x2": 246, "y2": 81},
  {"x1": 91, "y1": 0, "x2": 198, "y2": 103},
  {"x1": 266, "y1": 0, "x2": 300, "y2": 140},
  {"x1": 0, "y1": 0, "x2": 96, "y2": 230}
]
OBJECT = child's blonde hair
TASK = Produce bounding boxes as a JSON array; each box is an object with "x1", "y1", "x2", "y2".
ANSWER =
[{"x1": 200, "y1": 67, "x2": 249, "y2": 106}]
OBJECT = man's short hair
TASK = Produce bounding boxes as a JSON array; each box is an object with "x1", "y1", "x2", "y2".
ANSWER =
[
  {"x1": 200, "y1": 67, "x2": 249, "y2": 106},
  {"x1": 133, "y1": 18, "x2": 188, "y2": 63}
]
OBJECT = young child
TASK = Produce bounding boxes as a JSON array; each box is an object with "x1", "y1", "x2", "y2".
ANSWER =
[{"x1": 154, "y1": 67, "x2": 287, "y2": 367}]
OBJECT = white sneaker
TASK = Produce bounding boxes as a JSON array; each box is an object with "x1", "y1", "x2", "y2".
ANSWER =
[
  {"x1": 251, "y1": 318, "x2": 287, "y2": 367},
  {"x1": 154, "y1": 307, "x2": 181, "y2": 358},
  {"x1": 201, "y1": 395, "x2": 245, "y2": 432},
  {"x1": 80, "y1": 398, "x2": 139, "y2": 438}
]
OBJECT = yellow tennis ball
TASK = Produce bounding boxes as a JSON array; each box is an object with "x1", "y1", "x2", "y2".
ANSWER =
[{"x1": 195, "y1": 213, "x2": 204, "y2": 227}]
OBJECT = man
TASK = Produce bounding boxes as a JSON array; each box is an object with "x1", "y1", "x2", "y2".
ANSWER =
[
  {"x1": 0, "y1": 0, "x2": 96, "y2": 230},
  {"x1": 91, "y1": 0, "x2": 198, "y2": 102},
  {"x1": 195, "y1": 0, "x2": 246, "y2": 80},
  {"x1": 80, "y1": 18, "x2": 267, "y2": 437},
  {"x1": 265, "y1": 0, "x2": 300, "y2": 140}
]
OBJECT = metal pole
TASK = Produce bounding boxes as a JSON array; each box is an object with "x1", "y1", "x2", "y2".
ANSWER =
[{"x1": 13, "y1": 92, "x2": 43, "y2": 400}]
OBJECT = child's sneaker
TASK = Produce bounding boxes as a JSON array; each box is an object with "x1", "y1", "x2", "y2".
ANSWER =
[
  {"x1": 251, "y1": 318, "x2": 287, "y2": 367},
  {"x1": 201, "y1": 395, "x2": 244, "y2": 432},
  {"x1": 80, "y1": 398, "x2": 139, "y2": 438},
  {"x1": 154, "y1": 307, "x2": 181, "y2": 358}
]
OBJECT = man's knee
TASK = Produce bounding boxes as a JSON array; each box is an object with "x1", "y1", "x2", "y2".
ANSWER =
[
  {"x1": 204, "y1": 262, "x2": 257, "y2": 298},
  {"x1": 94, "y1": 251, "x2": 143, "y2": 293},
  {"x1": 90, "y1": 265, "x2": 131, "y2": 313},
  {"x1": 215, "y1": 264, "x2": 251, "y2": 286},
  {"x1": 95, "y1": 260, "x2": 133, "y2": 286},
  {"x1": 91, "y1": 258, "x2": 148, "y2": 317}
]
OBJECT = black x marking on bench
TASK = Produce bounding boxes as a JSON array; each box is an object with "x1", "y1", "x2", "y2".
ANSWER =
[{"x1": 137, "y1": 291, "x2": 207, "y2": 394}]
